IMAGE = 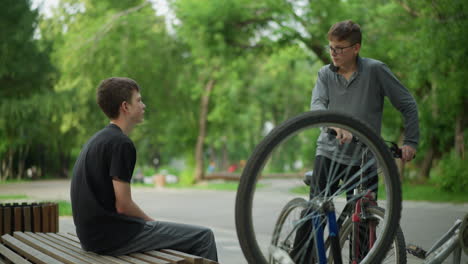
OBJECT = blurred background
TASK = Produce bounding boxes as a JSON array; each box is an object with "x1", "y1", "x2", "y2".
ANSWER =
[{"x1": 0, "y1": 0, "x2": 466, "y2": 200}]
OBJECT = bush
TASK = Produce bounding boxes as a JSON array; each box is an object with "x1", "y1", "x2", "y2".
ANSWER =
[
  {"x1": 142, "y1": 166, "x2": 157, "y2": 177},
  {"x1": 431, "y1": 150, "x2": 468, "y2": 193}
]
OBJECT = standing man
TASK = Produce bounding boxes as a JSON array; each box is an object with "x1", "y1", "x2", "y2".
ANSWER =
[
  {"x1": 70, "y1": 77, "x2": 218, "y2": 261},
  {"x1": 291, "y1": 20, "x2": 419, "y2": 262},
  {"x1": 310, "y1": 19, "x2": 419, "y2": 189}
]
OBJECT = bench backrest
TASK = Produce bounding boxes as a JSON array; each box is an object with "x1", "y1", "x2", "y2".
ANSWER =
[{"x1": 0, "y1": 203, "x2": 59, "y2": 236}]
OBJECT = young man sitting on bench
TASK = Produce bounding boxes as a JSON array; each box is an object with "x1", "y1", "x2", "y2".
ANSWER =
[{"x1": 70, "y1": 77, "x2": 218, "y2": 261}]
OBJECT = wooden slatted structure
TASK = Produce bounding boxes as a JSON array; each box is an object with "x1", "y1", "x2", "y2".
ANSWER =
[
  {"x1": 0, "y1": 232, "x2": 218, "y2": 264},
  {"x1": 0, "y1": 203, "x2": 59, "y2": 236}
]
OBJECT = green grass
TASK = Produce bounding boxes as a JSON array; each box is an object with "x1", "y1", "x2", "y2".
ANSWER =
[
  {"x1": 400, "y1": 183, "x2": 467, "y2": 203},
  {"x1": 133, "y1": 181, "x2": 266, "y2": 191},
  {"x1": 290, "y1": 183, "x2": 468, "y2": 203},
  {"x1": 0, "y1": 179, "x2": 31, "y2": 184},
  {"x1": 167, "y1": 181, "x2": 242, "y2": 191},
  {"x1": 57, "y1": 200, "x2": 73, "y2": 216},
  {"x1": 0, "y1": 194, "x2": 29, "y2": 200}
]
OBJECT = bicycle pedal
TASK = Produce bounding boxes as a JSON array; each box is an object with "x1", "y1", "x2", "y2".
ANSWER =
[{"x1": 406, "y1": 244, "x2": 426, "y2": 259}]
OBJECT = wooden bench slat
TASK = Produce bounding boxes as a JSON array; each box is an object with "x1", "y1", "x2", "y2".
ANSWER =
[
  {"x1": 1, "y1": 234, "x2": 63, "y2": 264},
  {"x1": 67, "y1": 232, "x2": 78, "y2": 237},
  {"x1": 52, "y1": 204, "x2": 59, "y2": 233},
  {"x1": 201, "y1": 259, "x2": 218, "y2": 264},
  {"x1": 32, "y1": 207, "x2": 41, "y2": 233},
  {"x1": 35, "y1": 233, "x2": 109, "y2": 264},
  {"x1": 4, "y1": 208, "x2": 11, "y2": 235},
  {"x1": 57, "y1": 233, "x2": 80, "y2": 243},
  {"x1": 23, "y1": 207, "x2": 32, "y2": 232},
  {"x1": 28, "y1": 232, "x2": 106, "y2": 264},
  {"x1": 13, "y1": 232, "x2": 86, "y2": 264},
  {"x1": 2, "y1": 232, "x2": 216, "y2": 264},
  {"x1": 14, "y1": 207, "x2": 22, "y2": 232},
  {"x1": 40, "y1": 206, "x2": 49, "y2": 233},
  {"x1": 0, "y1": 243, "x2": 32, "y2": 264},
  {"x1": 160, "y1": 249, "x2": 203, "y2": 264},
  {"x1": 118, "y1": 255, "x2": 153, "y2": 264},
  {"x1": 0, "y1": 207, "x2": 3, "y2": 236},
  {"x1": 144, "y1": 250, "x2": 186, "y2": 264},
  {"x1": 47, "y1": 233, "x2": 82, "y2": 248},
  {"x1": 42, "y1": 233, "x2": 132, "y2": 264},
  {"x1": 130, "y1": 252, "x2": 171, "y2": 264}
]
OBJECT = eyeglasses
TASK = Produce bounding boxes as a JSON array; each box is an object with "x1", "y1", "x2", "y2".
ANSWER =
[{"x1": 326, "y1": 43, "x2": 357, "y2": 54}]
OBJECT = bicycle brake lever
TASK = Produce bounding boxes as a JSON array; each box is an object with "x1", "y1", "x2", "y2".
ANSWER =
[{"x1": 389, "y1": 142, "x2": 402, "y2": 159}]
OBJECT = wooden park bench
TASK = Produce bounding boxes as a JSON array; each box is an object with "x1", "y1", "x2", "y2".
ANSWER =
[
  {"x1": 0, "y1": 203, "x2": 59, "y2": 236},
  {"x1": 0, "y1": 231, "x2": 218, "y2": 264}
]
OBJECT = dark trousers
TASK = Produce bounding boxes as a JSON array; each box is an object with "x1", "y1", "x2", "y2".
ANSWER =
[{"x1": 102, "y1": 221, "x2": 218, "y2": 261}]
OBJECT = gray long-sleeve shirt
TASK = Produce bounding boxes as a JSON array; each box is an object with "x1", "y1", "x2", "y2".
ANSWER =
[{"x1": 311, "y1": 56, "x2": 419, "y2": 165}]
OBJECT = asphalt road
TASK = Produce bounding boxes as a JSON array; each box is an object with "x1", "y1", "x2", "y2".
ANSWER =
[{"x1": 0, "y1": 179, "x2": 466, "y2": 264}]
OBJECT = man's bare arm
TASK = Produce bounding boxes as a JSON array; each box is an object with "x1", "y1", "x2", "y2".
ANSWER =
[{"x1": 112, "y1": 178, "x2": 155, "y2": 221}]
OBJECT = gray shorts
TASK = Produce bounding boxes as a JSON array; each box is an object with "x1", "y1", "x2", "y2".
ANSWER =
[{"x1": 104, "y1": 221, "x2": 218, "y2": 261}]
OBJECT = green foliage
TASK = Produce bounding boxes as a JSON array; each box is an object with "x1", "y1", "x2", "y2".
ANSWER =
[
  {"x1": 1, "y1": 0, "x2": 466, "y2": 190},
  {"x1": 141, "y1": 166, "x2": 157, "y2": 177},
  {"x1": 0, "y1": 0, "x2": 62, "y2": 180},
  {"x1": 431, "y1": 150, "x2": 468, "y2": 193},
  {"x1": 0, "y1": 0, "x2": 55, "y2": 98}
]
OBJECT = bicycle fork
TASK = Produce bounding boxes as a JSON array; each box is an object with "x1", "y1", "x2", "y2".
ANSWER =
[
  {"x1": 351, "y1": 191, "x2": 377, "y2": 264},
  {"x1": 312, "y1": 201, "x2": 343, "y2": 264}
]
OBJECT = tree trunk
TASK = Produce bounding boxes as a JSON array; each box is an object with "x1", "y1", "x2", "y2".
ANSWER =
[
  {"x1": 0, "y1": 156, "x2": 5, "y2": 181},
  {"x1": 7, "y1": 148, "x2": 14, "y2": 181},
  {"x1": 17, "y1": 146, "x2": 25, "y2": 180},
  {"x1": 419, "y1": 145, "x2": 435, "y2": 182},
  {"x1": 222, "y1": 139, "x2": 228, "y2": 171},
  {"x1": 59, "y1": 152, "x2": 70, "y2": 178},
  {"x1": 194, "y1": 79, "x2": 216, "y2": 183},
  {"x1": 2, "y1": 148, "x2": 14, "y2": 181},
  {"x1": 455, "y1": 114, "x2": 465, "y2": 159}
]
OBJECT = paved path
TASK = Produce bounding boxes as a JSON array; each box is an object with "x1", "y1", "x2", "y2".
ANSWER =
[{"x1": 0, "y1": 179, "x2": 466, "y2": 264}]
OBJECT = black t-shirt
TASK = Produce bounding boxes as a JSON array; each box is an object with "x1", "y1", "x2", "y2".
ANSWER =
[{"x1": 70, "y1": 124, "x2": 145, "y2": 253}]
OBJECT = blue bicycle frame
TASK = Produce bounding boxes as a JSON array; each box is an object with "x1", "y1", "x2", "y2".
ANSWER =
[{"x1": 311, "y1": 200, "x2": 343, "y2": 264}]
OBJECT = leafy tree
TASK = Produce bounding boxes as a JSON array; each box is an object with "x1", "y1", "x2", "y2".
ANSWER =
[
  {"x1": 42, "y1": 0, "x2": 197, "y2": 172},
  {"x1": 0, "y1": 0, "x2": 58, "y2": 180}
]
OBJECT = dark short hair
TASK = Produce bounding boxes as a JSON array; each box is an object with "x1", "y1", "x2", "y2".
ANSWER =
[
  {"x1": 97, "y1": 77, "x2": 140, "y2": 119},
  {"x1": 327, "y1": 20, "x2": 362, "y2": 44}
]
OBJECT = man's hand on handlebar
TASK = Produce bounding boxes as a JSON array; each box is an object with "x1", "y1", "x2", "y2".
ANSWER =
[
  {"x1": 329, "y1": 127, "x2": 353, "y2": 145},
  {"x1": 401, "y1": 145, "x2": 416, "y2": 162}
]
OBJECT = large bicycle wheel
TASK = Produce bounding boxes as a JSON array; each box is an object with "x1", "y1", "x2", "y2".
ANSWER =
[
  {"x1": 235, "y1": 110, "x2": 401, "y2": 264},
  {"x1": 334, "y1": 206, "x2": 406, "y2": 264}
]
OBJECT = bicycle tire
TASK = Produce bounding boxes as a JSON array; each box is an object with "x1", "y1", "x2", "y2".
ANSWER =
[
  {"x1": 269, "y1": 197, "x2": 308, "y2": 264},
  {"x1": 235, "y1": 110, "x2": 402, "y2": 264},
  {"x1": 334, "y1": 206, "x2": 407, "y2": 264}
]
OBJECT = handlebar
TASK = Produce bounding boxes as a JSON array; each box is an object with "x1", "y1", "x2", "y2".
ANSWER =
[{"x1": 326, "y1": 128, "x2": 403, "y2": 159}]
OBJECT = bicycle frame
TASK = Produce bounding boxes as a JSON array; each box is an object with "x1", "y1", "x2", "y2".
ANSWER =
[
  {"x1": 351, "y1": 190, "x2": 377, "y2": 263},
  {"x1": 424, "y1": 218, "x2": 463, "y2": 264},
  {"x1": 308, "y1": 199, "x2": 343, "y2": 264},
  {"x1": 279, "y1": 130, "x2": 401, "y2": 264}
]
